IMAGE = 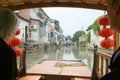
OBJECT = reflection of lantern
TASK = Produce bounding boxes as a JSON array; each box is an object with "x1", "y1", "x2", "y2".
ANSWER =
[
  {"x1": 14, "y1": 48, "x2": 23, "y2": 57},
  {"x1": 99, "y1": 28, "x2": 114, "y2": 37},
  {"x1": 98, "y1": 16, "x2": 110, "y2": 26},
  {"x1": 7, "y1": 38, "x2": 22, "y2": 46},
  {"x1": 100, "y1": 39, "x2": 114, "y2": 48},
  {"x1": 15, "y1": 28, "x2": 21, "y2": 35}
]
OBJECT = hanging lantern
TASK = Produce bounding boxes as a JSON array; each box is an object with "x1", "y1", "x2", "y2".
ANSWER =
[
  {"x1": 15, "y1": 28, "x2": 21, "y2": 35},
  {"x1": 7, "y1": 37, "x2": 22, "y2": 46},
  {"x1": 14, "y1": 48, "x2": 23, "y2": 57},
  {"x1": 99, "y1": 28, "x2": 114, "y2": 37},
  {"x1": 100, "y1": 39, "x2": 114, "y2": 48},
  {"x1": 98, "y1": 16, "x2": 110, "y2": 26}
]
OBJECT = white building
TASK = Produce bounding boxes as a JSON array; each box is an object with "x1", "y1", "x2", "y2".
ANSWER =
[{"x1": 15, "y1": 13, "x2": 30, "y2": 42}]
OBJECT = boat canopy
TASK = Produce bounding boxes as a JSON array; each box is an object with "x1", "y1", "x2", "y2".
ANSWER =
[
  {"x1": 0, "y1": 0, "x2": 108, "y2": 11},
  {"x1": 1, "y1": 0, "x2": 119, "y2": 50}
]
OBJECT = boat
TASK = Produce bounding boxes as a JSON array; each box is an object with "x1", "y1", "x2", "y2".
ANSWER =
[{"x1": 0, "y1": 0, "x2": 119, "y2": 80}]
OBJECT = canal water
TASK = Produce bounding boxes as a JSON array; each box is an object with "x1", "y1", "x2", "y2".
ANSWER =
[{"x1": 26, "y1": 46, "x2": 94, "y2": 71}]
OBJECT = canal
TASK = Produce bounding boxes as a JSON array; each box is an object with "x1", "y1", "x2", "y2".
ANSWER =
[{"x1": 25, "y1": 46, "x2": 94, "y2": 71}]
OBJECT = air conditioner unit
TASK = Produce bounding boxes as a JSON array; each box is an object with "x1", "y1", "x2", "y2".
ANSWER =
[{"x1": 30, "y1": 25, "x2": 37, "y2": 30}]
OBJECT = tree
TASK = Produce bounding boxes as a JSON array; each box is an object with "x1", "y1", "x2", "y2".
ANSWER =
[
  {"x1": 66, "y1": 35, "x2": 72, "y2": 40},
  {"x1": 90, "y1": 19, "x2": 100, "y2": 36},
  {"x1": 72, "y1": 30, "x2": 85, "y2": 42}
]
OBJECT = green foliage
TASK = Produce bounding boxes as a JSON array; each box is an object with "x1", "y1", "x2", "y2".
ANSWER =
[
  {"x1": 72, "y1": 30, "x2": 85, "y2": 42},
  {"x1": 90, "y1": 19, "x2": 100, "y2": 36},
  {"x1": 66, "y1": 35, "x2": 72, "y2": 40},
  {"x1": 86, "y1": 32, "x2": 91, "y2": 43},
  {"x1": 90, "y1": 15, "x2": 105, "y2": 36}
]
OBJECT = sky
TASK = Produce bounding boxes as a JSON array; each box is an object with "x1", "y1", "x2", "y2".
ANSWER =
[{"x1": 42, "y1": 7, "x2": 105, "y2": 37}]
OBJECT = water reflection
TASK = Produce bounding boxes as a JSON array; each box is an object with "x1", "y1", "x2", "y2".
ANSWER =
[{"x1": 26, "y1": 46, "x2": 94, "y2": 70}]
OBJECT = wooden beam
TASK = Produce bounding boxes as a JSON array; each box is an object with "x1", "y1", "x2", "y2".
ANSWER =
[
  {"x1": 22, "y1": 0, "x2": 30, "y2": 3},
  {"x1": 67, "y1": 0, "x2": 73, "y2": 2},
  {"x1": 100, "y1": 0, "x2": 106, "y2": 4},
  {"x1": 8, "y1": 2, "x2": 107, "y2": 11},
  {"x1": 18, "y1": 75, "x2": 41, "y2": 80},
  {"x1": 51, "y1": 0, "x2": 57, "y2": 2},
  {"x1": 113, "y1": 32, "x2": 120, "y2": 52},
  {"x1": 0, "y1": 0, "x2": 12, "y2": 5},
  {"x1": 6, "y1": 0, "x2": 12, "y2": 5},
  {"x1": 96, "y1": 51, "x2": 111, "y2": 60},
  {"x1": 37, "y1": 0, "x2": 43, "y2": 3},
  {"x1": 82, "y1": 0, "x2": 87, "y2": 3}
]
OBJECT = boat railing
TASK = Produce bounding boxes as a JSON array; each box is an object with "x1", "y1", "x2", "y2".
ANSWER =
[
  {"x1": 91, "y1": 47, "x2": 112, "y2": 80},
  {"x1": 17, "y1": 48, "x2": 26, "y2": 79},
  {"x1": 17, "y1": 45, "x2": 112, "y2": 80}
]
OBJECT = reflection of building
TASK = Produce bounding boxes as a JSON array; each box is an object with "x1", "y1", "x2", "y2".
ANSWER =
[
  {"x1": 79, "y1": 35, "x2": 86, "y2": 47},
  {"x1": 79, "y1": 35, "x2": 86, "y2": 42}
]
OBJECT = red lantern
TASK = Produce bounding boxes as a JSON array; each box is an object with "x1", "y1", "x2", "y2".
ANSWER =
[
  {"x1": 7, "y1": 38, "x2": 22, "y2": 46},
  {"x1": 100, "y1": 39, "x2": 114, "y2": 48},
  {"x1": 15, "y1": 28, "x2": 21, "y2": 35},
  {"x1": 14, "y1": 48, "x2": 23, "y2": 57},
  {"x1": 99, "y1": 28, "x2": 114, "y2": 37},
  {"x1": 98, "y1": 16, "x2": 110, "y2": 26}
]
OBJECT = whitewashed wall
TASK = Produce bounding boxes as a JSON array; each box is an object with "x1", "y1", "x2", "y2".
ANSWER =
[
  {"x1": 30, "y1": 24, "x2": 39, "y2": 41},
  {"x1": 17, "y1": 17, "x2": 30, "y2": 42}
]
